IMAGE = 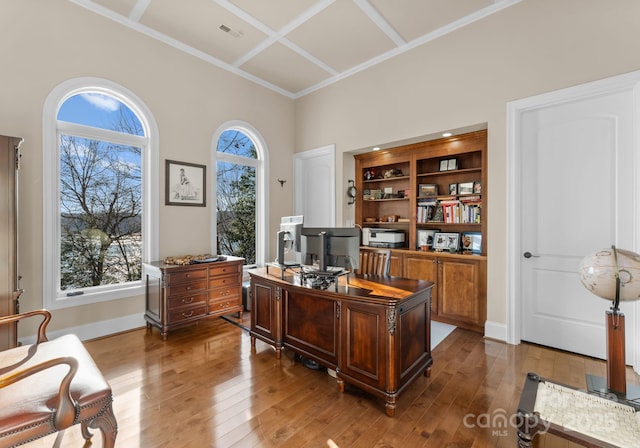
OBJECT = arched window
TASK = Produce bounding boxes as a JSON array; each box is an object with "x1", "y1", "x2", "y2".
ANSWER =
[
  {"x1": 213, "y1": 123, "x2": 268, "y2": 266},
  {"x1": 43, "y1": 78, "x2": 159, "y2": 309}
]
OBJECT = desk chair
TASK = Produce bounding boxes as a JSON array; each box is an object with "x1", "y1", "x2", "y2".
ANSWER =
[{"x1": 358, "y1": 249, "x2": 391, "y2": 276}]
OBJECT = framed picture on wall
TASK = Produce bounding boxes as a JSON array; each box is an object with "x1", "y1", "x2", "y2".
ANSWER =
[{"x1": 165, "y1": 159, "x2": 206, "y2": 206}]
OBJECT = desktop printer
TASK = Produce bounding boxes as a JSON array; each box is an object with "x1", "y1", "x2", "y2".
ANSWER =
[{"x1": 363, "y1": 228, "x2": 405, "y2": 248}]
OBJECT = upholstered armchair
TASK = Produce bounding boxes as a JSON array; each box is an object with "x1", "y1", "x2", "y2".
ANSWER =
[{"x1": 0, "y1": 310, "x2": 117, "y2": 447}]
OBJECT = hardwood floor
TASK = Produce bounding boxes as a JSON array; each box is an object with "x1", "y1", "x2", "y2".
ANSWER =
[{"x1": 22, "y1": 313, "x2": 640, "y2": 448}]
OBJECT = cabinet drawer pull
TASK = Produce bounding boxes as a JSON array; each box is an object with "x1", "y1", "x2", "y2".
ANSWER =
[
  {"x1": 182, "y1": 311, "x2": 194, "y2": 318},
  {"x1": 182, "y1": 297, "x2": 194, "y2": 304},
  {"x1": 185, "y1": 286, "x2": 192, "y2": 290}
]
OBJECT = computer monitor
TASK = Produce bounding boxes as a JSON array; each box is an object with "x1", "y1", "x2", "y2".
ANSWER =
[
  {"x1": 301, "y1": 227, "x2": 361, "y2": 272},
  {"x1": 276, "y1": 215, "x2": 304, "y2": 266}
]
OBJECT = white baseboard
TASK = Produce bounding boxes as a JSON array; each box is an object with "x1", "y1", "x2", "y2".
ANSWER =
[
  {"x1": 484, "y1": 320, "x2": 508, "y2": 342},
  {"x1": 19, "y1": 313, "x2": 146, "y2": 345}
]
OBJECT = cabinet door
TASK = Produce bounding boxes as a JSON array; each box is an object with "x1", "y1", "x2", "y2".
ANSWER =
[
  {"x1": 339, "y1": 300, "x2": 387, "y2": 389},
  {"x1": 438, "y1": 257, "x2": 486, "y2": 330},
  {"x1": 251, "y1": 280, "x2": 280, "y2": 344},
  {"x1": 283, "y1": 289, "x2": 338, "y2": 366},
  {"x1": 403, "y1": 254, "x2": 438, "y2": 314},
  {"x1": 0, "y1": 136, "x2": 19, "y2": 350}
]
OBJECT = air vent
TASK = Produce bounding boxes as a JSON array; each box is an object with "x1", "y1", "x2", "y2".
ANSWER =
[{"x1": 219, "y1": 24, "x2": 243, "y2": 38}]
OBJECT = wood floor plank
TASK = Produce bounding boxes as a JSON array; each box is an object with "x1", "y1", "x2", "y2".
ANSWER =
[{"x1": 17, "y1": 314, "x2": 640, "y2": 448}]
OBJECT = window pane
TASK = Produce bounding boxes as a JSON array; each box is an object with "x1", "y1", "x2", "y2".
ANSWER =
[
  {"x1": 217, "y1": 130, "x2": 257, "y2": 159},
  {"x1": 59, "y1": 134, "x2": 142, "y2": 290},
  {"x1": 58, "y1": 93, "x2": 143, "y2": 136},
  {"x1": 217, "y1": 160, "x2": 256, "y2": 264}
]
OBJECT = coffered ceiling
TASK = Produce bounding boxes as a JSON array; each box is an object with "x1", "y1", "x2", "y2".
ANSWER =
[{"x1": 71, "y1": 0, "x2": 522, "y2": 98}]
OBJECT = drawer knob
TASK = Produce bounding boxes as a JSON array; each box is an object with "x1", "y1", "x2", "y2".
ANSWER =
[
  {"x1": 182, "y1": 297, "x2": 194, "y2": 304},
  {"x1": 182, "y1": 311, "x2": 194, "y2": 318}
]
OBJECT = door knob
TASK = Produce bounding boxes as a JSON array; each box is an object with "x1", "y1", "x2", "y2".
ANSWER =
[{"x1": 523, "y1": 252, "x2": 539, "y2": 258}]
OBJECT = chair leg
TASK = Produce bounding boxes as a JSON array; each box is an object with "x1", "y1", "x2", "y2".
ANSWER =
[{"x1": 81, "y1": 401, "x2": 118, "y2": 448}]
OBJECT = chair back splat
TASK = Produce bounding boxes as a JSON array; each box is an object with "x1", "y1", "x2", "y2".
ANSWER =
[{"x1": 358, "y1": 249, "x2": 391, "y2": 276}]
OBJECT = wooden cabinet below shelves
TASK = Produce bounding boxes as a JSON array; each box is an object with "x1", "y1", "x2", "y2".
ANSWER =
[
  {"x1": 144, "y1": 256, "x2": 244, "y2": 339},
  {"x1": 402, "y1": 250, "x2": 486, "y2": 333}
]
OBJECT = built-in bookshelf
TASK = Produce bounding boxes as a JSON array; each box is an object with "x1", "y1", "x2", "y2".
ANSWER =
[{"x1": 354, "y1": 129, "x2": 487, "y2": 254}]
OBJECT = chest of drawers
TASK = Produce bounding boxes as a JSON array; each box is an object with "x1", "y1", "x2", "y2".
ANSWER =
[{"x1": 144, "y1": 256, "x2": 244, "y2": 339}]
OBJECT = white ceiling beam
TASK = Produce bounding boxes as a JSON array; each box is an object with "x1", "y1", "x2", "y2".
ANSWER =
[{"x1": 353, "y1": 0, "x2": 406, "y2": 47}]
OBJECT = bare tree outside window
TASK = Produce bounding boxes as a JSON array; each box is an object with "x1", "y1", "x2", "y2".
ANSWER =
[
  {"x1": 216, "y1": 130, "x2": 257, "y2": 264},
  {"x1": 58, "y1": 96, "x2": 143, "y2": 290}
]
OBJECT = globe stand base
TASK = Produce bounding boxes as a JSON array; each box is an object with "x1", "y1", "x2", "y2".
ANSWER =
[{"x1": 586, "y1": 374, "x2": 640, "y2": 409}]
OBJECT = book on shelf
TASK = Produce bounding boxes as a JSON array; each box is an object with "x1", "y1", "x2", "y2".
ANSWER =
[{"x1": 436, "y1": 199, "x2": 482, "y2": 224}]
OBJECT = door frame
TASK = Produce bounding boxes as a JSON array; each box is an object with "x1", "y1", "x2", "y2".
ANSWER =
[{"x1": 506, "y1": 70, "x2": 640, "y2": 373}]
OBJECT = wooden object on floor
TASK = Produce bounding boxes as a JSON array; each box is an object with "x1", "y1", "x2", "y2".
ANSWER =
[
  {"x1": 249, "y1": 267, "x2": 434, "y2": 417},
  {"x1": 357, "y1": 248, "x2": 391, "y2": 276},
  {"x1": 143, "y1": 256, "x2": 244, "y2": 339},
  {"x1": 0, "y1": 310, "x2": 117, "y2": 447},
  {"x1": 0, "y1": 135, "x2": 23, "y2": 350}
]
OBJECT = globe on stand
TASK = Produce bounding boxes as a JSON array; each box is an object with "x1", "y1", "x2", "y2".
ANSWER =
[
  {"x1": 578, "y1": 246, "x2": 640, "y2": 398},
  {"x1": 579, "y1": 247, "x2": 640, "y2": 307}
]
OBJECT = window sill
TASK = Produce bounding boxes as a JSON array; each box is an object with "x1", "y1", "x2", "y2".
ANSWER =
[{"x1": 45, "y1": 282, "x2": 145, "y2": 310}]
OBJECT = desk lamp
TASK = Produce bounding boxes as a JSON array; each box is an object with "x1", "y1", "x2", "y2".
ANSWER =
[{"x1": 578, "y1": 245, "x2": 640, "y2": 400}]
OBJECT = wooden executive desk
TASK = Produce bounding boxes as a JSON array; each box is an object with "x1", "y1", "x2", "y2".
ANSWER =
[{"x1": 249, "y1": 267, "x2": 434, "y2": 416}]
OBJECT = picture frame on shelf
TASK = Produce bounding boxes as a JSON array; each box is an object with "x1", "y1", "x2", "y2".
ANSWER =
[
  {"x1": 461, "y1": 231, "x2": 482, "y2": 254},
  {"x1": 433, "y1": 232, "x2": 460, "y2": 252},
  {"x1": 417, "y1": 229, "x2": 439, "y2": 250},
  {"x1": 419, "y1": 183, "x2": 438, "y2": 197},
  {"x1": 458, "y1": 182, "x2": 474, "y2": 195},
  {"x1": 473, "y1": 181, "x2": 482, "y2": 194},
  {"x1": 165, "y1": 159, "x2": 206, "y2": 206},
  {"x1": 447, "y1": 158, "x2": 458, "y2": 170},
  {"x1": 439, "y1": 160, "x2": 449, "y2": 171},
  {"x1": 449, "y1": 183, "x2": 458, "y2": 195}
]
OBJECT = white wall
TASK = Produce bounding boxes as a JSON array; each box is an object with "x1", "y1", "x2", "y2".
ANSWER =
[
  {"x1": 294, "y1": 0, "x2": 640, "y2": 331},
  {"x1": 1, "y1": 0, "x2": 294, "y2": 338},
  {"x1": 5, "y1": 0, "x2": 640, "y2": 340}
]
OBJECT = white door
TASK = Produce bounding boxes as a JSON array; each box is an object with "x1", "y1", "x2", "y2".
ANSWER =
[
  {"x1": 294, "y1": 145, "x2": 336, "y2": 227},
  {"x1": 518, "y1": 87, "x2": 636, "y2": 360}
]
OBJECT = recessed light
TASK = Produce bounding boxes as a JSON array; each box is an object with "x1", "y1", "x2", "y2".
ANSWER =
[
  {"x1": 442, "y1": 132, "x2": 452, "y2": 137},
  {"x1": 372, "y1": 147, "x2": 381, "y2": 151}
]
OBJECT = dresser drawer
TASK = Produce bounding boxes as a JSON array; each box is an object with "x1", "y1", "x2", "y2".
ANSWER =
[
  {"x1": 168, "y1": 304, "x2": 207, "y2": 323},
  {"x1": 166, "y1": 268, "x2": 206, "y2": 285},
  {"x1": 209, "y1": 273, "x2": 240, "y2": 289},
  {"x1": 168, "y1": 292, "x2": 207, "y2": 310},
  {"x1": 209, "y1": 285, "x2": 241, "y2": 300},
  {"x1": 209, "y1": 263, "x2": 241, "y2": 277},
  {"x1": 166, "y1": 279, "x2": 206, "y2": 296},
  {"x1": 208, "y1": 295, "x2": 242, "y2": 314}
]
